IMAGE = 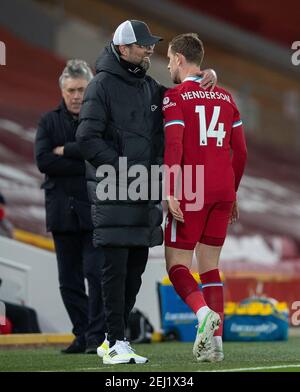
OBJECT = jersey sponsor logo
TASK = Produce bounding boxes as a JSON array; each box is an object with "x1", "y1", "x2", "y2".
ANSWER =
[
  {"x1": 162, "y1": 101, "x2": 176, "y2": 111},
  {"x1": 163, "y1": 96, "x2": 170, "y2": 105}
]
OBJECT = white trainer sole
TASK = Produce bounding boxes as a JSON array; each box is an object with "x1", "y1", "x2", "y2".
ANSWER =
[
  {"x1": 97, "y1": 346, "x2": 108, "y2": 358},
  {"x1": 193, "y1": 311, "x2": 221, "y2": 359},
  {"x1": 103, "y1": 356, "x2": 148, "y2": 365}
]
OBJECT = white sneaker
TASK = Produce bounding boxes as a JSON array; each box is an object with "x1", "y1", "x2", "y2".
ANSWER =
[
  {"x1": 197, "y1": 337, "x2": 224, "y2": 362},
  {"x1": 97, "y1": 337, "x2": 109, "y2": 358},
  {"x1": 103, "y1": 340, "x2": 148, "y2": 365},
  {"x1": 193, "y1": 310, "x2": 221, "y2": 360},
  {"x1": 209, "y1": 347, "x2": 224, "y2": 362}
]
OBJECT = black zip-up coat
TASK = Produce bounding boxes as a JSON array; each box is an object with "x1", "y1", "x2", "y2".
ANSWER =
[
  {"x1": 76, "y1": 44, "x2": 165, "y2": 247},
  {"x1": 35, "y1": 101, "x2": 93, "y2": 232}
]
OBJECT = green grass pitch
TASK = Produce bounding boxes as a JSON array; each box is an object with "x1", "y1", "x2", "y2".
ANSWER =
[{"x1": 0, "y1": 337, "x2": 300, "y2": 372}]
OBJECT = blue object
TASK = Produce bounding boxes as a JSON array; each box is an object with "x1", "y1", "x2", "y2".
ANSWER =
[
  {"x1": 158, "y1": 285, "x2": 289, "y2": 342},
  {"x1": 223, "y1": 314, "x2": 288, "y2": 341},
  {"x1": 223, "y1": 297, "x2": 289, "y2": 342},
  {"x1": 158, "y1": 284, "x2": 198, "y2": 342}
]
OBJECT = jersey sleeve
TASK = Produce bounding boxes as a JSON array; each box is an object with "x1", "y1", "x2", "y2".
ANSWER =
[
  {"x1": 163, "y1": 89, "x2": 185, "y2": 129},
  {"x1": 162, "y1": 89, "x2": 185, "y2": 197},
  {"x1": 231, "y1": 99, "x2": 243, "y2": 130},
  {"x1": 230, "y1": 98, "x2": 247, "y2": 191}
]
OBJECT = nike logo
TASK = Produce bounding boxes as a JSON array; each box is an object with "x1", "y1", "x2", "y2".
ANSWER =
[{"x1": 128, "y1": 67, "x2": 140, "y2": 74}]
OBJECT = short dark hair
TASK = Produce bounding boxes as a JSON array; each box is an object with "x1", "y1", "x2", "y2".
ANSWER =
[{"x1": 169, "y1": 33, "x2": 204, "y2": 66}]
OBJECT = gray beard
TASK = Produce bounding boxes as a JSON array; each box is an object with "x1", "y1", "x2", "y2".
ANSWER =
[{"x1": 140, "y1": 57, "x2": 151, "y2": 72}]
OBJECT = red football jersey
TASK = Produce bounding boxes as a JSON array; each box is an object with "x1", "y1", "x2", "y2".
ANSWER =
[{"x1": 163, "y1": 76, "x2": 247, "y2": 203}]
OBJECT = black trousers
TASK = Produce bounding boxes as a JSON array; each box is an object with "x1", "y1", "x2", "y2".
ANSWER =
[
  {"x1": 102, "y1": 247, "x2": 148, "y2": 342},
  {"x1": 52, "y1": 231, "x2": 106, "y2": 343}
]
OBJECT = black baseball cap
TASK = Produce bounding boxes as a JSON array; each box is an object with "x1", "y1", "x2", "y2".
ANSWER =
[{"x1": 113, "y1": 20, "x2": 162, "y2": 46}]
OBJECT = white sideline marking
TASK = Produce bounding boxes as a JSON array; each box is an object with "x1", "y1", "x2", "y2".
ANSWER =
[
  {"x1": 40, "y1": 367, "x2": 112, "y2": 372},
  {"x1": 41, "y1": 364, "x2": 300, "y2": 372},
  {"x1": 40, "y1": 363, "x2": 162, "y2": 372},
  {"x1": 199, "y1": 364, "x2": 300, "y2": 372}
]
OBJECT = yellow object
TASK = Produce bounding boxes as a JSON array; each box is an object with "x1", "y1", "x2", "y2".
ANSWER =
[
  {"x1": 0, "y1": 333, "x2": 73, "y2": 346},
  {"x1": 14, "y1": 229, "x2": 54, "y2": 251},
  {"x1": 235, "y1": 306, "x2": 248, "y2": 315},
  {"x1": 224, "y1": 300, "x2": 289, "y2": 316},
  {"x1": 224, "y1": 302, "x2": 236, "y2": 315},
  {"x1": 151, "y1": 331, "x2": 163, "y2": 342},
  {"x1": 276, "y1": 302, "x2": 289, "y2": 312},
  {"x1": 161, "y1": 272, "x2": 200, "y2": 285},
  {"x1": 161, "y1": 271, "x2": 224, "y2": 285}
]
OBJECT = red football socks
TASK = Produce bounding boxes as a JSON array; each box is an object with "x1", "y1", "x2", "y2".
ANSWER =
[
  {"x1": 200, "y1": 269, "x2": 224, "y2": 336},
  {"x1": 168, "y1": 264, "x2": 207, "y2": 313}
]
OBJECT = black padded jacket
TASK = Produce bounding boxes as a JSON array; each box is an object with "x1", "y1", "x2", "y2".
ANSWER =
[{"x1": 76, "y1": 44, "x2": 165, "y2": 247}]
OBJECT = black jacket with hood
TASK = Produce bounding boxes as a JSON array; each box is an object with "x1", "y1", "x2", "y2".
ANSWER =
[{"x1": 76, "y1": 43, "x2": 165, "y2": 247}]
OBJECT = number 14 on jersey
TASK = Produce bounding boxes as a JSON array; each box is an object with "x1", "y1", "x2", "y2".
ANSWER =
[{"x1": 195, "y1": 105, "x2": 226, "y2": 147}]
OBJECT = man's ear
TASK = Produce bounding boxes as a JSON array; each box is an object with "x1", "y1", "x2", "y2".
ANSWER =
[
  {"x1": 118, "y1": 45, "x2": 128, "y2": 57},
  {"x1": 176, "y1": 53, "x2": 184, "y2": 66}
]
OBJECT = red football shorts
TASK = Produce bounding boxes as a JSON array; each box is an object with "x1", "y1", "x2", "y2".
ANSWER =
[{"x1": 164, "y1": 201, "x2": 233, "y2": 250}]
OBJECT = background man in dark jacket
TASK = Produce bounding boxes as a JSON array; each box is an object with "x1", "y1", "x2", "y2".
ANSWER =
[
  {"x1": 35, "y1": 60, "x2": 106, "y2": 354},
  {"x1": 76, "y1": 20, "x2": 217, "y2": 364}
]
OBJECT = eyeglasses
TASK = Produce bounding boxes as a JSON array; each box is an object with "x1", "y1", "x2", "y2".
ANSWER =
[{"x1": 132, "y1": 43, "x2": 155, "y2": 50}]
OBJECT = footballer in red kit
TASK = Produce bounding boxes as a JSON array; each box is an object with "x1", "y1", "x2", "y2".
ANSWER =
[
  {"x1": 163, "y1": 33, "x2": 247, "y2": 363},
  {"x1": 163, "y1": 78, "x2": 246, "y2": 249}
]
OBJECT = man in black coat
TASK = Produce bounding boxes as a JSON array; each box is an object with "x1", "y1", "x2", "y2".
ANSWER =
[
  {"x1": 76, "y1": 21, "x2": 217, "y2": 364},
  {"x1": 35, "y1": 60, "x2": 106, "y2": 354}
]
